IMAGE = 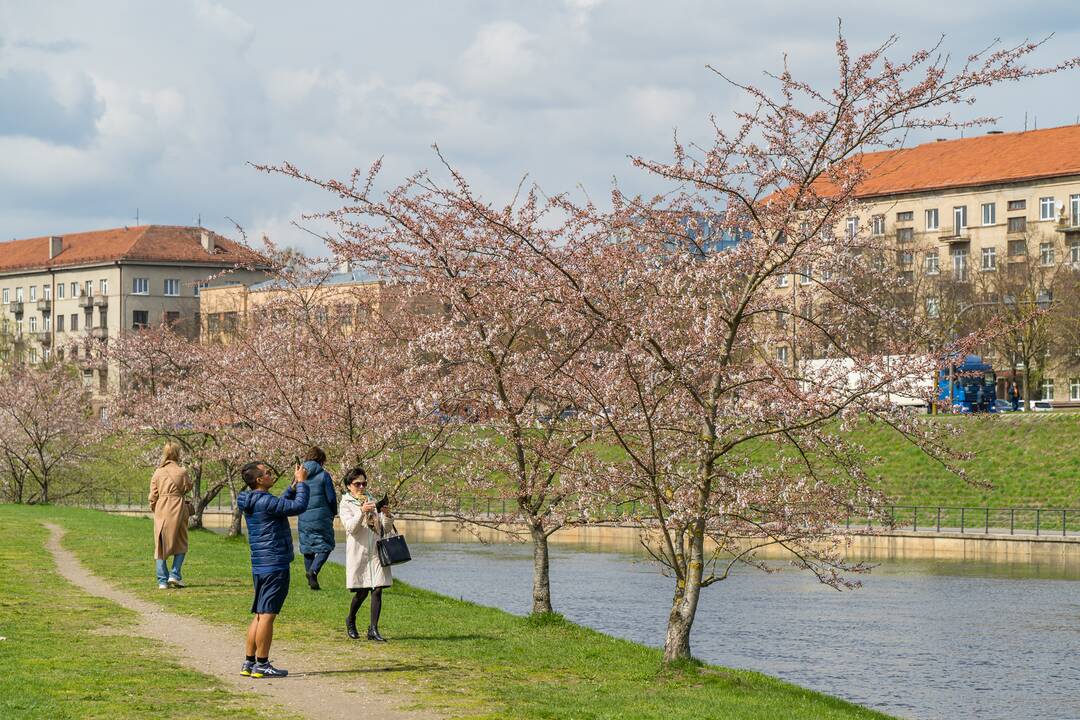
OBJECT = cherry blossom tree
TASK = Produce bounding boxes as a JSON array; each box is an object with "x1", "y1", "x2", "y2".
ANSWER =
[{"x1": 0, "y1": 361, "x2": 103, "y2": 504}]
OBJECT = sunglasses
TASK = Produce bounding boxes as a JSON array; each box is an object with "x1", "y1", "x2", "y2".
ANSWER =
[{"x1": 350, "y1": 480, "x2": 367, "y2": 487}]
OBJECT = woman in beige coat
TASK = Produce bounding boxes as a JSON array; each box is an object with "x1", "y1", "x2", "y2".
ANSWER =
[
  {"x1": 340, "y1": 466, "x2": 395, "y2": 641},
  {"x1": 149, "y1": 442, "x2": 193, "y2": 589}
]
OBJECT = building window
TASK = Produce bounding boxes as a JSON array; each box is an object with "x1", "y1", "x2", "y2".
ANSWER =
[
  {"x1": 1071, "y1": 378, "x2": 1080, "y2": 402},
  {"x1": 981, "y1": 202, "x2": 996, "y2": 226},
  {"x1": 43, "y1": 315, "x2": 50, "y2": 332},
  {"x1": 29, "y1": 286, "x2": 37, "y2": 302},
  {"x1": 15, "y1": 287, "x2": 23, "y2": 302},
  {"x1": 1070, "y1": 240, "x2": 1080, "y2": 265},
  {"x1": 132, "y1": 310, "x2": 149, "y2": 329},
  {"x1": 164, "y1": 311, "x2": 181, "y2": 326},
  {"x1": 897, "y1": 250, "x2": 914, "y2": 266},
  {"x1": 28, "y1": 348, "x2": 37, "y2": 364},
  {"x1": 56, "y1": 315, "x2": 64, "y2": 333},
  {"x1": 981, "y1": 247, "x2": 996, "y2": 270},
  {"x1": 798, "y1": 266, "x2": 812, "y2": 285},
  {"x1": 926, "y1": 297, "x2": 940, "y2": 318},
  {"x1": 953, "y1": 206, "x2": 968, "y2": 232},
  {"x1": 951, "y1": 248, "x2": 968, "y2": 280},
  {"x1": 1040, "y1": 196, "x2": 1056, "y2": 221},
  {"x1": 99, "y1": 369, "x2": 108, "y2": 394},
  {"x1": 1071, "y1": 194, "x2": 1080, "y2": 227},
  {"x1": 70, "y1": 282, "x2": 78, "y2": 297},
  {"x1": 925, "y1": 208, "x2": 939, "y2": 231},
  {"x1": 223, "y1": 312, "x2": 239, "y2": 336},
  {"x1": 1040, "y1": 242, "x2": 1055, "y2": 266},
  {"x1": 100, "y1": 279, "x2": 108, "y2": 295},
  {"x1": 29, "y1": 316, "x2": 37, "y2": 332},
  {"x1": 1007, "y1": 216, "x2": 1027, "y2": 234},
  {"x1": 775, "y1": 346, "x2": 788, "y2": 364},
  {"x1": 1008, "y1": 239, "x2": 1027, "y2": 257},
  {"x1": 1040, "y1": 378, "x2": 1055, "y2": 401},
  {"x1": 99, "y1": 308, "x2": 108, "y2": 329},
  {"x1": 925, "y1": 251, "x2": 940, "y2": 275},
  {"x1": 84, "y1": 280, "x2": 93, "y2": 298},
  {"x1": 164, "y1": 279, "x2": 180, "y2": 297},
  {"x1": 1007, "y1": 199, "x2": 1026, "y2": 211},
  {"x1": 132, "y1": 277, "x2": 149, "y2": 295},
  {"x1": 42, "y1": 347, "x2": 50, "y2": 362},
  {"x1": 1, "y1": 289, "x2": 7, "y2": 304},
  {"x1": 194, "y1": 281, "x2": 208, "y2": 297},
  {"x1": 896, "y1": 211, "x2": 914, "y2": 222},
  {"x1": 57, "y1": 283, "x2": 64, "y2": 299},
  {"x1": 871, "y1": 215, "x2": 885, "y2": 236},
  {"x1": 70, "y1": 314, "x2": 78, "y2": 332},
  {"x1": 776, "y1": 273, "x2": 789, "y2": 288},
  {"x1": 43, "y1": 285, "x2": 50, "y2": 300},
  {"x1": 897, "y1": 227, "x2": 914, "y2": 243},
  {"x1": 846, "y1": 217, "x2": 858, "y2": 240}
]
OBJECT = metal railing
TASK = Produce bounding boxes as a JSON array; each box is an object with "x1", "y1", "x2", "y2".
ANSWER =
[{"x1": 50, "y1": 492, "x2": 1080, "y2": 538}]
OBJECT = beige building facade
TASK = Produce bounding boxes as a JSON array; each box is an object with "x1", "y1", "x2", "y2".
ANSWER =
[{"x1": 0, "y1": 225, "x2": 268, "y2": 410}]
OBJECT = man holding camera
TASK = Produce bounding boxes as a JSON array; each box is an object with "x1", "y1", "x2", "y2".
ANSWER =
[{"x1": 236, "y1": 460, "x2": 309, "y2": 679}]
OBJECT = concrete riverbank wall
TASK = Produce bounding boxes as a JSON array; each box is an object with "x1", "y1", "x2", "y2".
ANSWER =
[{"x1": 115, "y1": 510, "x2": 1080, "y2": 564}]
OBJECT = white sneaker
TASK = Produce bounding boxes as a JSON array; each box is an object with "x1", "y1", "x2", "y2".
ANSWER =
[
  {"x1": 158, "y1": 583, "x2": 168, "y2": 589},
  {"x1": 167, "y1": 577, "x2": 186, "y2": 589}
]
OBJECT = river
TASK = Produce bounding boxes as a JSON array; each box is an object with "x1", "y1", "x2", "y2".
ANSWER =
[{"x1": 326, "y1": 538, "x2": 1080, "y2": 719}]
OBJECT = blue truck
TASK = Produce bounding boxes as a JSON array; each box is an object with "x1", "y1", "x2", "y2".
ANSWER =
[{"x1": 938, "y1": 355, "x2": 997, "y2": 413}]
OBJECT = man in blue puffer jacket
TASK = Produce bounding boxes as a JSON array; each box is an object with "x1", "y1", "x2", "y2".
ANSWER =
[{"x1": 236, "y1": 460, "x2": 309, "y2": 679}]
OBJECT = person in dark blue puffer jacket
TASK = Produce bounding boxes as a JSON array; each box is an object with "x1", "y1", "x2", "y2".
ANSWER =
[
  {"x1": 297, "y1": 446, "x2": 336, "y2": 591},
  {"x1": 236, "y1": 460, "x2": 309, "y2": 680}
]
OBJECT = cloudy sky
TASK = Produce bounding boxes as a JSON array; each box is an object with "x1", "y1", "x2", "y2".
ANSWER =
[{"x1": 2, "y1": 1, "x2": 1079, "y2": 253}]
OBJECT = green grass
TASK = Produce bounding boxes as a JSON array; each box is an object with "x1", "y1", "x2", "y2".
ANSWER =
[
  {"x1": 0, "y1": 506, "x2": 296, "y2": 720},
  {"x1": 4, "y1": 505, "x2": 894, "y2": 720}
]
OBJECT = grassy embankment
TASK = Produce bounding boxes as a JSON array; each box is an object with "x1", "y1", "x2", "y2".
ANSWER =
[
  {"x1": 1, "y1": 505, "x2": 893, "y2": 720},
  {"x1": 0, "y1": 506, "x2": 297, "y2": 720}
]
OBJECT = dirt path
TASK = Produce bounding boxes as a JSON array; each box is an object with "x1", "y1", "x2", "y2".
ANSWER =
[{"x1": 43, "y1": 522, "x2": 438, "y2": 720}]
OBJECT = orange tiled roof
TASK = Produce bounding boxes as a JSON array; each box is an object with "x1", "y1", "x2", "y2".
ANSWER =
[
  {"x1": 822, "y1": 125, "x2": 1080, "y2": 199},
  {"x1": 0, "y1": 225, "x2": 267, "y2": 273}
]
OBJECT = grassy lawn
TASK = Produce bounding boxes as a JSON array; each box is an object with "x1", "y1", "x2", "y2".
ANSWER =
[
  {"x1": 4, "y1": 505, "x2": 894, "y2": 720},
  {"x1": 0, "y1": 506, "x2": 295, "y2": 720}
]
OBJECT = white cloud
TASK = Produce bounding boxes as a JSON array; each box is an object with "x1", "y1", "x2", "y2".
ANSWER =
[
  {"x1": 626, "y1": 85, "x2": 696, "y2": 130},
  {"x1": 194, "y1": 0, "x2": 255, "y2": 51},
  {"x1": 461, "y1": 21, "x2": 536, "y2": 91}
]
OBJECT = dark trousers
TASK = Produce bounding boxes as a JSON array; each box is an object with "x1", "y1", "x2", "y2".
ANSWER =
[{"x1": 303, "y1": 551, "x2": 331, "y2": 576}]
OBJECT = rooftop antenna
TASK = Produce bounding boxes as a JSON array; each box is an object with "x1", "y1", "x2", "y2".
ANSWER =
[
  {"x1": 1034, "y1": 115, "x2": 1038, "y2": 130},
  {"x1": 135, "y1": 208, "x2": 139, "y2": 225},
  {"x1": 197, "y1": 213, "x2": 202, "y2": 227},
  {"x1": 1024, "y1": 112, "x2": 1028, "y2": 131}
]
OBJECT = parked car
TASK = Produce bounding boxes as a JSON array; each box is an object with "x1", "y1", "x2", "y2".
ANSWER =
[
  {"x1": 993, "y1": 399, "x2": 1015, "y2": 413},
  {"x1": 1029, "y1": 400, "x2": 1054, "y2": 412}
]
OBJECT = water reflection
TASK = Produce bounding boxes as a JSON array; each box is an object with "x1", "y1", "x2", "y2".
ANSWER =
[{"x1": 324, "y1": 538, "x2": 1080, "y2": 720}]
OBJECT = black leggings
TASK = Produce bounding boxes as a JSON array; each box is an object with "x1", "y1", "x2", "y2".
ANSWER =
[{"x1": 349, "y1": 587, "x2": 383, "y2": 627}]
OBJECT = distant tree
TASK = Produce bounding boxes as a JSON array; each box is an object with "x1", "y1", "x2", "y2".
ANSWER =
[{"x1": 0, "y1": 362, "x2": 102, "y2": 504}]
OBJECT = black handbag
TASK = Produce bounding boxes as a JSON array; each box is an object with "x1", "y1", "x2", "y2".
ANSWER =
[{"x1": 376, "y1": 534, "x2": 411, "y2": 567}]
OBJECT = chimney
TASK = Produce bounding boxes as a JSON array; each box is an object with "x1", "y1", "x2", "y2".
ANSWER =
[
  {"x1": 200, "y1": 230, "x2": 215, "y2": 253},
  {"x1": 48, "y1": 235, "x2": 63, "y2": 259},
  {"x1": 339, "y1": 259, "x2": 353, "y2": 274}
]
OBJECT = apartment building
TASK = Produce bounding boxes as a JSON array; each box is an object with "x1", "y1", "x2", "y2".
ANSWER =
[
  {"x1": 782, "y1": 125, "x2": 1080, "y2": 405},
  {"x1": 0, "y1": 225, "x2": 268, "y2": 408}
]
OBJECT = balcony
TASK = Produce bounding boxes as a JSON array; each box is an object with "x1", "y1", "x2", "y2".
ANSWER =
[
  {"x1": 77, "y1": 295, "x2": 94, "y2": 308},
  {"x1": 90, "y1": 327, "x2": 109, "y2": 340},
  {"x1": 34, "y1": 331, "x2": 52, "y2": 344},
  {"x1": 939, "y1": 228, "x2": 971, "y2": 243},
  {"x1": 93, "y1": 295, "x2": 108, "y2": 307},
  {"x1": 77, "y1": 356, "x2": 106, "y2": 370},
  {"x1": 7, "y1": 301, "x2": 23, "y2": 315},
  {"x1": 36, "y1": 298, "x2": 51, "y2": 312}
]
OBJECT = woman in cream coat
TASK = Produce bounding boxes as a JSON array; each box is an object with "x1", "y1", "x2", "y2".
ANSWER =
[
  {"x1": 339, "y1": 466, "x2": 395, "y2": 641},
  {"x1": 149, "y1": 442, "x2": 193, "y2": 589}
]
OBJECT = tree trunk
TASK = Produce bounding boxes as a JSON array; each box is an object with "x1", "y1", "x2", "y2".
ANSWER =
[
  {"x1": 227, "y1": 484, "x2": 244, "y2": 537},
  {"x1": 529, "y1": 522, "x2": 553, "y2": 615},
  {"x1": 1023, "y1": 366, "x2": 1032, "y2": 412},
  {"x1": 663, "y1": 525, "x2": 705, "y2": 663},
  {"x1": 188, "y1": 468, "x2": 204, "y2": 529}
]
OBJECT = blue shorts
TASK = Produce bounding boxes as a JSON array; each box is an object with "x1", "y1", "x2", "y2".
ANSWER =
[{"x1": 251, "y1": 569, "x2": 290, "y2": 615}]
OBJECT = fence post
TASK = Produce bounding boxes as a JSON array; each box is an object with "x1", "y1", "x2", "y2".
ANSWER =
[
  {"x1": 1063, "y1": 510, "x2": 1067, "y2": 538},
  {"x1": 936, "y1": 507, "x2": 941, "y2": 533},
  {"x1": 1036, "y1": 509, "x2": 1041, "y2": 536},
  {"x1": 913, "y1": 507, "x2": 918, "y2": 532},
  {"x1": 961, "y1": 507, "x2": 965, "y2": 534},
  {"x1": 1010, "y1": 509, "x2": 1014, "y2": 535},
  {"x1": 985, "y1": 507, "x2": 989, "y2": 534}
]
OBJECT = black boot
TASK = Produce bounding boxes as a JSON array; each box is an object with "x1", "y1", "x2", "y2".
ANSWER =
[
  {"x1": 307, "y1": 571, "x2": 320, "y2": 590},
  {"x1": 367, "y1": 625, "x2": 387, "y2": 642},
  {"x1": 346, "y1": 616, "x2": 360, "y2": 640}
]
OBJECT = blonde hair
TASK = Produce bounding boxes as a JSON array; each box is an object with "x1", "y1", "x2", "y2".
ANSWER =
[{"x1": 159, "y1": 442, "x2": 181, "y2": 468}]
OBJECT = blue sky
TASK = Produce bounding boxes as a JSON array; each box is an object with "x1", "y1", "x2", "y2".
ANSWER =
[{"x1": 1, "y1": 1, "x2": 1079, "y2": 254}]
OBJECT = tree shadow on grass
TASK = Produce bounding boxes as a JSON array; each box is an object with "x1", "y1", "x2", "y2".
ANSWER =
[
  {"x1": 296, "y1": 664, "x2": 445, "y2": 677},
  {"x1": 391, "y1": 634, "x2": 496, "y2": 641}
]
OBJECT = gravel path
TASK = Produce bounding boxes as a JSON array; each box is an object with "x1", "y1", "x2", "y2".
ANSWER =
[{"x1": 44, "y1": 522, "x2": 438, "y2": 720}]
